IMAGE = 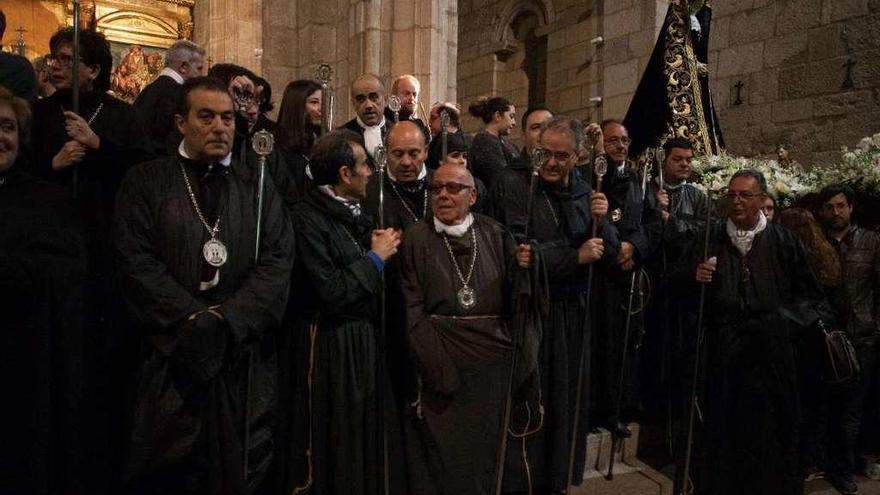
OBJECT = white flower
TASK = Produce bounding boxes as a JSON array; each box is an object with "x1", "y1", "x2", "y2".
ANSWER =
[
  {"x1": 774, "y1": 181, "x2": 791, "y2": 196},
  {"x1": 844, "y1": 151, "x2": 857, "y2": 162},
  {"x1": 858, "y1": 137, "x2": 873, "y2": 152}
]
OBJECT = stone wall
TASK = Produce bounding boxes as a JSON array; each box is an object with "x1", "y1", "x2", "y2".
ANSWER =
[
  {"x1": 456, "y1": 0, "x2": 668, "y2": 143},
  {"x1": 708, "y1": 0, "x2": 880, "y2": 164},
  {"x1": 249, "y1": 0, "x2": 458, "y2": 124},
  {"x1": 457, "y1": 0, "x2": 880, "y2": 164}
]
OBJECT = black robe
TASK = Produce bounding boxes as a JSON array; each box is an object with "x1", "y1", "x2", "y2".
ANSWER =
[
  {"x1": 469, "y1": 131, "x2": 519, "y2": 190},
  {"x1": 589, "y1": 163, "x2": 663, "y2": 427},
  {"x1": 133, "y1": 74, "x2": 183, "y2": 156},
  {"x1": 0, "y1": 165, "x2": 89, "y2": 494},
  {"x1": 283, "y1": 188, "x2": 384, "y2": 495},
  {"x1": 699, "y1": 223, "x2": 829, "y2": 495},
  {"x1": 490, "y1": 167, "x2": 621, "y2": 491},
  {"x1": 30, "y1": 88, "x2": 155, "y2": 486},
  {"x1": 114, "y1": 154, "x2": 294, "y2": 494},
  {"x1": 641, "y1": 181, "x2": 708, "y2": 460},
  {"x1": 401, "y1": 215, "x2": 523, "y2": 495}
]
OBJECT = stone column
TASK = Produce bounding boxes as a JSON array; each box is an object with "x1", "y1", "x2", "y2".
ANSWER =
[{"x1": 193, "y1": 0, "x2": 264, "y2": 75}]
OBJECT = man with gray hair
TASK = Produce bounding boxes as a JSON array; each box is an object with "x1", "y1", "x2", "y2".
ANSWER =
[{"x1": 134, "y1": 39, "x2": 206, "y2": 155}]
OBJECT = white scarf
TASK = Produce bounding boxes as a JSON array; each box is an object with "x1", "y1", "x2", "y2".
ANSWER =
[
  {"x1": 356, "y1": 115, "x2": 386, "y2": 158},
  {"x1": 726, "y1": 211, "x2": 767, "y2": 256},
  {"x1": 319, "y1": 185, "x2": 362, "y2": 216},
  {"x1": 434, "y1": 213, "x2": 474, "y2": 238}
]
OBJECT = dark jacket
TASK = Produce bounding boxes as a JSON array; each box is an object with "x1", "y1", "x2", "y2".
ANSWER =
[
  {"x1": 829, "y1": 226, "x2": 880, "y2": 342},
  {"x1": 133, "y1": 74, "x2": 182, "y2": 156}
]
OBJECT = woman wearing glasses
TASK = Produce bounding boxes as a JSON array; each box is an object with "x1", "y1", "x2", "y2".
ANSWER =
[{"x1": 30, "y1": 27, "x2": 154, "y2": 487}]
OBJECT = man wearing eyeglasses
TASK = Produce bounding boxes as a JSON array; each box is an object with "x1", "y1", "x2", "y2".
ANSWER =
[
  {"x1": 400, "y1": 162, "x2": 532, "y2": 494},
  {"x1": 488, "y1": 116, "x2": 620, "y2": 492},
  {"x1": 694, "y1": 169, "x2": 830, "y2": 495},
  {"x1": 585, "y1": 119, "x2": 662, "y2": 442}
]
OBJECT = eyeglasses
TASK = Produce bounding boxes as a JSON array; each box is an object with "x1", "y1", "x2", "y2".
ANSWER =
[
  {"x1": 725, "y1": 191, "x2": 763, "y2": 201},
  {"x1": 429, "y1": 182, "x2": 472, "y2": 195},
  {"x1": 47, "y1": 54, "x2": 79, "y2": 69},
  {"x1": 605, "y1": 137, "x2": 632, "y2": 147},
  {"x1": 447, "y1": 151, "x2": 468, "y2": 159},
  {"x1": 538, "y1": 149, "x2": 573, "y2": 162}
]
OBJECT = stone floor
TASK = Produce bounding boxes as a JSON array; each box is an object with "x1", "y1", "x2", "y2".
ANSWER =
[{"x1": 806, "y1": 476, "x2": 880, "y2": 494}]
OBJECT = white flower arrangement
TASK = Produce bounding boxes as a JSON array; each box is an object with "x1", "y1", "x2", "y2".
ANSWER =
[
  {"x1": 690, "y1": 152, "x2": 808, "y2": 207},
  {"x1": 690, "y1": 133, "x2": 880, "y2": 206},
  {"x1": 807, "y1": 133, "x2": 880, "y2": 194}
]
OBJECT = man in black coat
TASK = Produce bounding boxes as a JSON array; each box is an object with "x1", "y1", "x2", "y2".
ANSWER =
[
  {"x1": 116, "y1": 77, "x2": 294, "y2": 495},
  {"x1": 134, "y1": 39, "x2": 205, "y2": 156},
  {"x1": 341, "y1": 74, "x2": 391, "y2": 167}
]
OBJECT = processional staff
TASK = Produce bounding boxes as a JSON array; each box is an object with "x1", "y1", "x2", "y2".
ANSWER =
[
  {"x1": 316, "y1": 64, "x2": 334, "y2": 134},
  {"x1": 566, "y1": 142, "x2": 607, "y2": 494},
  {"x1": 71, "y1": 0, "x2": 81, "y2": 199}
]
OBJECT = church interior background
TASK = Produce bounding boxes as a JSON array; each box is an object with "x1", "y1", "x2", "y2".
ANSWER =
[{"x1": 2, "y1": 0, "x2": 879, "y2": 176}]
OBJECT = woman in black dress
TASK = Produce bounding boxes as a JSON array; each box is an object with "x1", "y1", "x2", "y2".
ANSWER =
[{"x1": 467, "y1": 96, "x2": 519, "y2": 189}]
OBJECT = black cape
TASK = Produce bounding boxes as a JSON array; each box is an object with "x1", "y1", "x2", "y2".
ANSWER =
[
  {"x1": 490, "y1": 166, "x2": 621, "y2": 491},
  {"x1": 469, "y1": 131, "x2": 519, "y2": 190},
  {"x1": 133, "y1": 74, "x2": 183, "y2": 156},
  {"x1": 0, "y1": 165, "x2": 89, "y2": 494},
  {"x1": 282, "y1": 188, "x2": 385, "y2": 495},
  {"x1": 699, "y1": 222, "x2": 829, "y2": 495},
  {"x1": 114, "y1": 153, "x2": 294, "y2": 494}
]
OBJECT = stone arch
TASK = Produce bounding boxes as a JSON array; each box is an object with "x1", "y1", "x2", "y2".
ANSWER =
[{"x1": 492, "y1": 0, "x2": 555, "y2": 52}]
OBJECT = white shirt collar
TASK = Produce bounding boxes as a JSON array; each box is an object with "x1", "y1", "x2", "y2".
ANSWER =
[
  {"x1": 318, "y1": 185, "x2": 362, "y2": 216},
  {"x1": 434, "y1": 213, "x2": 474, "y2": 238},
  {"x1": 356, "y1": 115, "x2": 386, "y2": 130},
  {"x1": 160, "y1": 67, "x2": 185, "y2": 85},
  {"x1": 726, "y1": 211, "x2": 768, "y2": 256},
  {"x1": 178, "y1": 141, "x2": 232, "y2": 167},
  {"x1": 387, "y1": 164, "x2": 427, "y2": 183}
]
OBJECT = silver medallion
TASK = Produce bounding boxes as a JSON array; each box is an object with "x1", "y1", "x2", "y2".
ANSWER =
[
  {"x1": 458, "y1": 286, "x2": 477, "y2": 309},
  {"x1": 203, "y1": 238, "x2": 228, "y2": 267}
]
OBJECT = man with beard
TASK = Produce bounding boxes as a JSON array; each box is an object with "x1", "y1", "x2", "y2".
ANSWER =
[
  {"x1": 490, "y1": 116, "x2": 619, "y2": 493},
  {"x1": 642, "y1": 137, "x2": 708, "y2": 469},
  {"x1": 587, "y1": 119, "x2": 662, "y2": 437},
  {"x1": 401, "y1": 162, "x2": 532, "y2": 494},
  {"x1": 285, "y1": 129, "x2": 401, "y2": 495},
  {"x1": 819, "y1": 184, "x2": 880, "y2": 495},
  {"x1": 115, "y1": 77, "x2": 294, "y2": 494},
  {"x1": 695, "y1": 170, "x2": 829, "y2": 495},
  {"x1": 341, "y1": 74, "x2": 390, "y2": 166}
]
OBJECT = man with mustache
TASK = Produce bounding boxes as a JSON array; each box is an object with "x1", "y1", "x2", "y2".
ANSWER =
[
  {"x1": 342, "y1": 73, "x2": 391, "y2": 167},
  {"x1": 400, "y1": 162, "x2": 532, "y2": 494},
  {"x1": 694, "y1": 170, "x2": 830, "y2": 495},
  {"x1": 115, "y1": 77, "x2": 294, "y2": 494}
]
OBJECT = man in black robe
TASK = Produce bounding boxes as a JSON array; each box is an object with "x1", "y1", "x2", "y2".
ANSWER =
[
  {"x1": 385, "y1": 74, "x2": 430, "y2": 142},
  {"x1": 588, "y1": 119, "x2": 662, "y2": 434},
  {"x1": 642, "y1": 137, "x2": 708, "y2": 466},
  {"x1": 0, "y1": 86, "x2": 90, "y2": 494},
  {"x1": 284, "y1": 129, "x2": 400, "y2": 495},
  {"x1": 115, "y1": 77, "x2": 294, "y2": 495},
  {"x1": 134, "y1": 39, "x2": 205, "y2": 156},
  {"x1": 490, "y1": 116, "x2": 619, "y2": 493},
  {"x1": 695, "y1": 170, "x2": 830, "y2": 495},
  {"x1": 402, "y1": 163, "x2": 531, "y2": 494},
  {"x1": 341, "y1": 74, "x2": 391, "y2": 168}
]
